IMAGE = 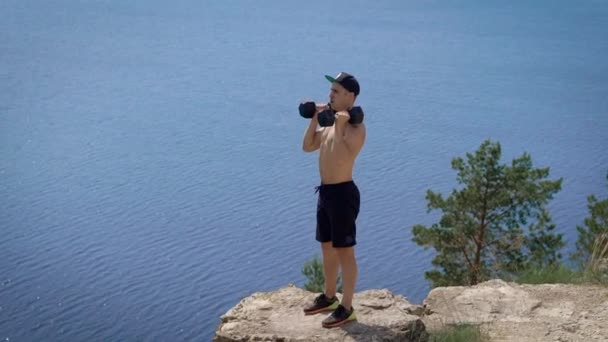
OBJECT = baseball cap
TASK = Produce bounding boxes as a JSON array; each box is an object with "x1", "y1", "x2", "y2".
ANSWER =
[{"x1": 325, "y1": 72, "x2": 360, "y2": 96}]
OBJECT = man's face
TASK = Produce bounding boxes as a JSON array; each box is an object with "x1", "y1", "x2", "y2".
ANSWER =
[{"x1": 329, "y1": 83, "x2": 354, "y2": 112}]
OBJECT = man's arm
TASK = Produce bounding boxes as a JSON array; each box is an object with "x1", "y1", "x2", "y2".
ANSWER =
[
  {"x1": 334, "y1": 112, "x2": 366, "y2": 155},
  {"x1": 302, "y1": 113, "x2": 323, "y2": 152}
]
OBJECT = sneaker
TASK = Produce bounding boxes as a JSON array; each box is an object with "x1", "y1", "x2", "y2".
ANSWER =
[
  {"x1": 303, "y1": 293, "x2": 339, "y2": 315},
  {"x1": 322, "y1": 304, "x2": 357, "y2": 328}
]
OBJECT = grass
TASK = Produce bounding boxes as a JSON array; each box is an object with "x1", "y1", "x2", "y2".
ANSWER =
[
  {"x1": 514, "y1": 263, "x2": 608, "y2": 286},
  {"x1": 514, "y1": 233, "x2": 608, "y2": 286},
  {"x1": 429, "y1": 323, "x2": 487, "y2": 342},
  {"x1": 583, "y1": 233, "x2": 608, "y2": 285},
  {"x1": 514, "y1": 263, "x2": 582, "y2": 285}
]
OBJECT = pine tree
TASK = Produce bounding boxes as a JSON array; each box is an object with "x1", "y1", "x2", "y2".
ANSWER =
[
  {"x1": 412, "y1": 140, "x2": 564, "y2": 287},
  {"x1": 301, "y1": 255, "x2": 342, "y2": 293}
]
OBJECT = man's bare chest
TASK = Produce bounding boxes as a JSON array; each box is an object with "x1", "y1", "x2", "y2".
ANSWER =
[{"x1": 321, "y1": 127, "x2": 335, "y2": 147}]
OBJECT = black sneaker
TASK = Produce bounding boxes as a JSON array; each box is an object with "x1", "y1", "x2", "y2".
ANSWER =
[
  {"x1": 303, "y1": 293, "x2": 339, "y2": 315},
  {"x1": 322, "y1": 304, "x2": 357, "y2": 328}
]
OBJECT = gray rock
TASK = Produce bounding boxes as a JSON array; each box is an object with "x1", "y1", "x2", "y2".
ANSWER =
[
  {"x1": 421, "y1": 279, "x2": 608, "y2": 342},
  {"x1": 214, "y1": 284, "x2": 428, "y2": 342},
  {"x1": 214, "y1": 280, "x2": 608, "y2": 341}
]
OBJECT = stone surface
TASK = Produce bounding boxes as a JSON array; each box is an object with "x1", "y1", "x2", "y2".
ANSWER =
[
  {"x1": 421, "y1": 279, "x2": 608, "y2": 342},
  {"x1": 214, "y1": 285, "x2": 428, "y2": 342},
  {"x1": 214, "y1": 280, "x2": 608, "y2": 342}
]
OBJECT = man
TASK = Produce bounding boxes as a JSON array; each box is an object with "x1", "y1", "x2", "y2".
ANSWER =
[{"x1": 301, "y1": 72, "x2": 366, "y2": 328}]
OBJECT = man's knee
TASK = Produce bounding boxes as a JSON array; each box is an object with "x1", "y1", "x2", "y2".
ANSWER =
[
  {"x1": 335, "y1": 246, "x2": 355, "y2": 259},
  {"x1": 321, "y1": 242, "x2": 338, "y2": 260}
]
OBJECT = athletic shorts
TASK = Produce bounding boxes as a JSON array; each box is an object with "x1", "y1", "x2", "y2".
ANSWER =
[{"x1": 315, "y1": 180, "x2": 360, "y2": 248}]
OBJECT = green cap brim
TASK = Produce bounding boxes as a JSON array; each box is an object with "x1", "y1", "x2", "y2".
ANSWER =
[{"x1": 324, "y1": 75, "x2": 337, "y2": 83}]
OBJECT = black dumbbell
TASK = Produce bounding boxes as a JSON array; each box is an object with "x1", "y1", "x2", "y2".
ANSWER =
[
  {"x1": 299, "y1": 101, "x2": 364, "y2": 126},
  {"x1": 318, "y1": 106, "x2": 365, "y2": 127},
  {"x1": 298, "y1": 101, "x2": 318, "y2": 119}
]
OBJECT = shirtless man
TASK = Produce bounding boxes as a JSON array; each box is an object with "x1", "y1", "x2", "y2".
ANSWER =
[{"x1": 301, "y1": 72, "x2": 366, "y2": 328}]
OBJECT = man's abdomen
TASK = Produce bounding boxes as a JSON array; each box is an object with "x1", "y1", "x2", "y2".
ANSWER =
[{"x1": 319, "y1": 153, "x2": 354, "y2": 185}]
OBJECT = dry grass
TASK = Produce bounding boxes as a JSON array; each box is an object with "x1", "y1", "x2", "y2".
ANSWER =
[
  {"x1": 582, "y1": 233, "x2": 608, "y2": 284},
  {"x1": 428, "y1": 323, "x2": 488, "y2": 342}
]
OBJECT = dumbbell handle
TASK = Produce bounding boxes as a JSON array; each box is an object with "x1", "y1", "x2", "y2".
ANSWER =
[{"x1": 318, "y1": 106, "x2": 364, "y2": 127}]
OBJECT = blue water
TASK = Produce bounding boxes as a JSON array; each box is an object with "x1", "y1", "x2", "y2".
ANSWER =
[{"x1": 1, "y1": 0, "x2": 607, "y2": 340}]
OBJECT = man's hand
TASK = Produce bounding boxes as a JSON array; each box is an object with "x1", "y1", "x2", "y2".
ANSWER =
[
  {"x1": 335, "y1": 110, "x2": 351, "y2": 125},
  {"x1": 316, "y1": 103, "x2": 329, "y2": 114}
]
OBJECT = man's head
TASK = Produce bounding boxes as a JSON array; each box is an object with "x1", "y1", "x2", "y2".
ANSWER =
[{"x1": 325, "y1": 72, "x2": 360, "y2": 112}]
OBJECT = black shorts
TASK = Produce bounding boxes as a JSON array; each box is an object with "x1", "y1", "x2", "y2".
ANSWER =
[{"x1": 315, "y1": 181, "x2": 360, "y2": 248}]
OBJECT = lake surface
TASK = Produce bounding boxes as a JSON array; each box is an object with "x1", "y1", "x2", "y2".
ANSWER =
[{"x1": 1, "y1": 0, "x2": 607, "y2": 340}]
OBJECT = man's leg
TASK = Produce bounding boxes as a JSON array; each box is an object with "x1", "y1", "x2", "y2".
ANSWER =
[
  {"x1": 335, "y1": 246, "x2": 357, "y2": 310},
  {"x1": 320, "y1": 182, "x2": 359, "y2": 327},
  {"x1": 303, "y1": 240, "x2": 340, "y2": 315},
  {"x1": 321, "y1": 242, "x2": 340, "y2": 298}
]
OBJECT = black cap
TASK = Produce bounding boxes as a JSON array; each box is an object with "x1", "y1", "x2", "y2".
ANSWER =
[{"x1": 325, "y1": 72, "x2": 360, "y2": 97}]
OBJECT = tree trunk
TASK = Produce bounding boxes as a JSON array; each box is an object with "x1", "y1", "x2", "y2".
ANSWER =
[{"x1": 472, "y1": 184, "x2": 490, "y2": 285}]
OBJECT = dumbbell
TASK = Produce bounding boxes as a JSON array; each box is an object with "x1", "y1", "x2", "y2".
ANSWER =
[
  {"x1": 318, "y1": 106, "x2": 364, "y2": 127},
  {"x1": 299, "y1": 101, "x2": 364, "y2": 127},
  {"x1": 298, "y1": 101, "x2": 320, "y2": 119}
]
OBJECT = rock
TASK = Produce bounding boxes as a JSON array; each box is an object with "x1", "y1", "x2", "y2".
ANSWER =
[
  {"x1": 214, "y1": 285, "x2": 428, "y2": 342},
  {"x1": 215, "y1": 280, "x2": 608, "y2": 341},
  {"x1": 421, "y1": 279, "x2": 608, "y2": 342},
  {"x1": 423, "y1": 279, "x2": 541, "y2": 323}
]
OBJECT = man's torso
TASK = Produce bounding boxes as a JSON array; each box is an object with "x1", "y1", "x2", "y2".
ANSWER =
[{"x1": 318, "y1": 123, "x2": 365, "y2": 184}]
